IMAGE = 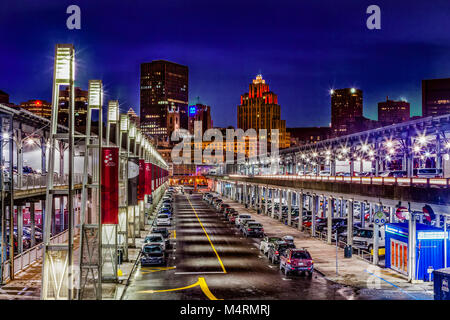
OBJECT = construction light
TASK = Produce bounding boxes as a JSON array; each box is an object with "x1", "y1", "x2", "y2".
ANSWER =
[
  {"x1": 418, "y1": 136, "x2": 427, "y2": 145},
  {"x1": 2, "y1": 132, "x2": 9, "y2": 139},
  {"x1": 136, "y1": 130, "x2": 141, "y2": 143},
  {"x1": 55, "y1": 45, "x2": 74, "y2": 83},
  {"x1": 120, "y1": 115, "x2": 129, "y2": 132},
  {"x1": 108, "y1": 101, "x2": 119, "y2": 122},
  {"x1": 88, "y1": 80, "x2": 102, "y2": 107},
  {"x1": 413, "y1": 145, "x2": 420, "y2": 152},
  {"x1": 129, "y1": 123, "x2": 136, "y2": 138}
]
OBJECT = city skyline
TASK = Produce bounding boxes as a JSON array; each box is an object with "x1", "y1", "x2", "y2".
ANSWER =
[{"x1": 3, "y1": 1, "x2": 450, "y2": 129}]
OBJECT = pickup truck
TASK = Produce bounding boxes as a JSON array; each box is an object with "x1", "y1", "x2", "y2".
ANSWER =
[{"x1": 352, "y1": 227, "x2": 385, "y2": 252}]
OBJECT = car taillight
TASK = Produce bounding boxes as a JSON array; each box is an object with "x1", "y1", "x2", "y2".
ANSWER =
[
  {"x1": 247, "y1": 228, "x2": 251, "y2": 231},
  {"x1": 286, "y1": 259, "x2": 291, "y2": 264},
  {"x1": 261, "y1": 228, "x2": 264, "y2": 232},
  {"x1": 275, "y1": 251, "x2": 279, "y2": 255}
]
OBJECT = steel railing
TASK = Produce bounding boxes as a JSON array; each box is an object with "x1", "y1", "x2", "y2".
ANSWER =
[
  {"x1": 13, "y1": 173, "x2": 84, "y2": 191},
  {"x1": 2, "y1": 230, "x2": 69, "y2": 283},
  {"x1": 230, "y1": 174, "x2": 450, "y2": 188}
]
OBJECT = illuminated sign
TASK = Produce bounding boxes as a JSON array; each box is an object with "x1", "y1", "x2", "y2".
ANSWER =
[
  {"x1": 385, "y1": 225, "x2": 408, "y2": 238},
  {"x1": 417, "y1": 231, "x2": 449, "y2": 240},
  {"x1": 189, "y1": 106, "x2": 196, "y2": 116}
]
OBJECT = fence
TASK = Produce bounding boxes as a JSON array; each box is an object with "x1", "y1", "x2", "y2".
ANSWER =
[
  {"x1": 13, "y1": 173, "x2": 84, "y2": 190},
  {"x1": 231, "y1": 174, "x2": 450, "y2": 188},
  {"x1": 2, "y1": 230, "x2": 69, "y2": 283}
]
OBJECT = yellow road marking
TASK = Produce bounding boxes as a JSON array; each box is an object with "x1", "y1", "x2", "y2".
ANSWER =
[
  {"x1": 138, "y1": 277, "x2": 222, "y2": 300},
  {"x1": 186, "y1": 196, "x2": 227, "y2": 274},
  {"x1": 141, "y1": 266, "x2": 176, "y2": 274},
  {"x1": 172, "y1": 230, "x2": 176, "y2": 239}
]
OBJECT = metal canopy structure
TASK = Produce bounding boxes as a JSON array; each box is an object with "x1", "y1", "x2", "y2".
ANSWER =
[
  {"x1": 41, "y1": 44, "x2": 76, "y2": 300},
  {"x1": 78, "y1": 80, "x2": 103, "y2": 299}
]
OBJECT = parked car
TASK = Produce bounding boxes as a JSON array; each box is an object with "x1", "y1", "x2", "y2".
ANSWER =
[
  {"x1": 281, "y1": 235, "x2": 295, "y2": 245},
  {"x1": 279, "y1": 248, "x2": 314, "y2": 276},
  {"x1": 319, "y1": 170, "x2": 330, "y2": 176},
  {"x1": 155, "y1": 213, "x2": 171, "y2": 226},
  {"x1": 217, "y1": 203, "x2": 230, "y2": 213},
  {"x1": 228, "y1": 212, "x2": 239, "y2": 224},
  {"x1": 150, "y1": 227, "x2": 171, "y2": 248},
  {"x1": 259, "y1": 236, "x2": 282, "y2": 255},
  {"x1": 413, "y1": 168, "x2": 443, "y2": 178},
  {"x1": 141, "y1": 244, "x2": 166, "y2": 266},
  {"x1": 235, "y1": 214, "x2": 252, "y2": 227},
  {"x1": 144, "y1": 233, "x2": 166, "y2": 250},
  {"x1": 352, "y1": 227, "x2": 385, "y2": 251},
  {"x1": 243, "y1": 222, "x2": 264, "y2": 237},
  {"x1": 224, "y1": 207, "x2": 236, "y2": 218},
  {"x1": 267, "y1": 241, "x2": 296, "y2": 264},
  {"x1": 379, "y1": 170, "x2": 407, "y2": 177},
  {"x1": 239, "y1": 219, "x2": 256, "y2": 232}
]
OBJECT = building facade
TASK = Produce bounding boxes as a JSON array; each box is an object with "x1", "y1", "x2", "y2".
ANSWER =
[
  {"x1": 237, "y1": 74, "x2": 290, "y2": 149},
  {"x1": 19, "y1": 99, "x2": 52, "y2": 119},
  {"x1": 188, "y1": 103, "x2": 213, "y2": 135},
  {"x1": 287, "y1": 127, "x2": 332, "y2": 146},
  {"x1": 140, "y1": 60, "x2": 188, "y2": 141},
  {"x1": 0, "y1": 90, "x2": 9, "y2": 104},
  {"x1": 58, "y1": 86, "x2": 88, "y2": 128},
  {"x1": 127, "y1": 107, "x2": 140, "y2": 126},
  {"x1": 378, "y1": 97, "x2": 410, "y2": 126},
  {"x1": 422, "y1": 78, "x2": 450, "y2": 117},
  {"x1": 331, "y1": 88, "x2": 363, "y2": 137}
]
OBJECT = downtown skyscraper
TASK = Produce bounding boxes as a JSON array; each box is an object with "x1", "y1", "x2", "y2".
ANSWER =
[
  {"x1": 237, "y1": 74, "x2": 290, "y2": 149},
  {"x1": 140, "y1": 60, "x2": 189, "y2": 141}
]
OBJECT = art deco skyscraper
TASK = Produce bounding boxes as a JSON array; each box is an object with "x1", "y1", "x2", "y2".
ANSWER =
[{"x1": 237, "y1": 74, "x2": 290, "y2": 149}]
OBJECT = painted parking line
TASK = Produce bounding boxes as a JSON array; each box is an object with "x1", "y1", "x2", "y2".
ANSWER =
[
  {"x1": 364, "y1": 269, "x2": 419, "y2": 300},
  {"x1": 186, "y1": 196, "x2": 227, "y2": 274},
  {"x1": 141, "y1": 266, "x2": 177, "y2": 274},
  {"x1": 138, "y1": 277, "x2": 222, "y2": 300}
]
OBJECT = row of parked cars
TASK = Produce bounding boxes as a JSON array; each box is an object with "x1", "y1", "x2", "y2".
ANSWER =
[
  {"x1": 259, "y1": 235, "x2": 314, "y2": 276},
  {"x1": 141, "y1": 187, "x2": 176, "y2": 266},
  {"x1": 203, "y1": 192, "x2": 314, "y2": 276}
]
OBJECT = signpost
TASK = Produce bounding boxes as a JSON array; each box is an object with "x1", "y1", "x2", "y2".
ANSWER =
[{"x1": 373, "y1": 210, "x2": 386, "y2": 265}]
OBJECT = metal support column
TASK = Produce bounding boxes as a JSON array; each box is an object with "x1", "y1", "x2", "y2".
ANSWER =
[
  {"x1": 298, "y1": 191, "x2": 304, "y2": 231},
  {"x1": 347, "y1": 199, "x2": 354, "y2": 246},
  {"x1": 287, "y1": 190, "x2": 292, "y2": 226},
  {"x1": 327, "y1": 197, "x2": 333, "y2": 244},
  {"x1": 41, "y1": 44, "x2": 76, "y2": 300}
]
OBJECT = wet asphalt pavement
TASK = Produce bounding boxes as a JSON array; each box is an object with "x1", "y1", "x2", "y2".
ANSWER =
[{"x1": 123, "y1": 192, "x2": 364, "y2": 300}]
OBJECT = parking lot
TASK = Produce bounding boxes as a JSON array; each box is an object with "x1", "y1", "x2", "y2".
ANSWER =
[{"x1": 123, "y1": 190, "x2": 361, "y2": 300}]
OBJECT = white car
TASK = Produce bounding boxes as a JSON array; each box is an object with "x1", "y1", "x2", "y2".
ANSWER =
[
  {"x1": 156, "y1": 214, "x2": 171, "y2": 226},
  {"x1": 144, "y1": 233, "x2": 166, "y2": 251},
  {"x1": 235, "y1": 214, "x2": 252, "y2": 227},
  {"x1": 259, "y1": 236, "x2": 283, "y2": 255},
  {"x1": 319, "y1": 170, "x2": 330, "y2": 176}
]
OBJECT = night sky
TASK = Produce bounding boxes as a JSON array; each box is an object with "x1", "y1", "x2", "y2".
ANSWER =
[{"x1": 2, "y1": 0, "x2": 450, "y2": 128}]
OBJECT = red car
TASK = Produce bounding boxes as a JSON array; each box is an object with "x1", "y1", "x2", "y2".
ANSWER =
[
  {"x1": 279, "y1": 248, "x2": 314, "y2": 276},
  {"x1": 228, "y1": 212, "x2": 239, "y2": 224}
]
